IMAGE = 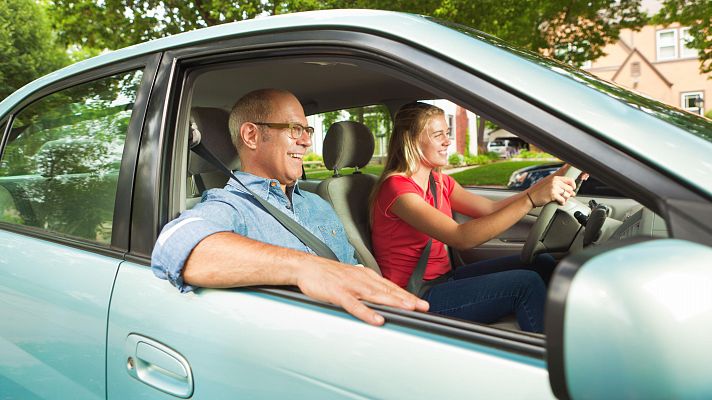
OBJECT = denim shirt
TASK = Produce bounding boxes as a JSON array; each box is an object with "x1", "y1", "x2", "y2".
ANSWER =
[{"x1": 151, "y1": 171, "x2": 357, "y2": 292}]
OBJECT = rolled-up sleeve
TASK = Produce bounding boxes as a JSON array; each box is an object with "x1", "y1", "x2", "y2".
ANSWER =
[{"x1": 151, "y1": 192, "x2": 244, "y2": 292}]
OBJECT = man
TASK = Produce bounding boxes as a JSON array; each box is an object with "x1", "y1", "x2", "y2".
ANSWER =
[{"x1": 152, "y1": 88, "x2": 428, "y2": 326}]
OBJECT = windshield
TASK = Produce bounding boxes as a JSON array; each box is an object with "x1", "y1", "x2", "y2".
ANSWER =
[{"x1": 430, "y1": 18, "x2": 712, "y2": 143}]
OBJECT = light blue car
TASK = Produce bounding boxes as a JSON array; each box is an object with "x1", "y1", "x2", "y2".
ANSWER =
[{"x1": 1, "y1": 9, "x2": 711, "y2": 399}]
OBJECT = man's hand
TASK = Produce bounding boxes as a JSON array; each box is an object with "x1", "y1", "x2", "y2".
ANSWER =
[{"x1": 296, "y1": 262, "x2": 430, "y2": 326}]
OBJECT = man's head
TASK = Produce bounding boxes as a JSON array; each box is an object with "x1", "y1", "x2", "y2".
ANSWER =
[{"x1": 228, "y1": 89, "x2": 313, "y2": 189}]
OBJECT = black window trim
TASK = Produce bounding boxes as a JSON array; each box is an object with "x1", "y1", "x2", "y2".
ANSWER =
[
  {"x1": 0, "y1": 54, "x2": 161, "y2": 258},
  {"x1": 131, "y1": 28, "x2": 711, "y2": 359}
]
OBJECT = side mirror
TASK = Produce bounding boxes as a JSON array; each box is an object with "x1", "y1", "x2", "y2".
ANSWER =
[{"x1": 545, "y1": 238, "x2": 712, "y2": 399}]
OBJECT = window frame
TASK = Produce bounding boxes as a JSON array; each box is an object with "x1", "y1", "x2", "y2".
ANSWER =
[
  {"x1": 679, "y1": 27, "x2": 697, "y2": 59},
  {"x1": 656, "y1": 28, "x2": 678, "y2": 61},
  {"x1": 681, "y1": 91, "x2": 704, "y2": 115},
  {"x1": 131, "y1": 28, "x2": 709, "y2": 357},
  {"x1": 0, "y1": 54, "x2": 161, "y2": 256}
]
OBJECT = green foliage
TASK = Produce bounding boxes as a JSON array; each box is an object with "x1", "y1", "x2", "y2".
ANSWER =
[
  {"x1": 48, "y1": 0, "x2": 647, "y2": 68},
  {"x1": 464, "y1": 154, "x2": 494, "y2": 165},
  {"x1": 654, "y1": 0, "x2": 712, "y2": 75},
  {"x1": 517, "y1": 150, "x2": 555, "y2": 159},
  {"x1": 706, "y1": 109, "x2": 712, "y2": 120},
  {"x1": 463, "y1": 128, "x2": 470, "y2": 157},
  {"x1": 448, "y1": 153, "x2": 464, "y2": 166},
  {"x1": 48, "y1": 0, "x2": 333, "y2": 50},
  {"x1": 0, "y1": 70, "x2": 142, "y2": 242},
  {"x1": 0, "y1": 0, "x2": 68, "y2": 99},
  {"x1": 449, "y1": 160, "x2": 548, "y2": 186},
  {"x1": 303, "y1": 152, "x2": 323, "y2": 162}
]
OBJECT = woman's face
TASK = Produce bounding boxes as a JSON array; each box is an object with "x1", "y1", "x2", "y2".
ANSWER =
[{"x1": 418, "y1": 114, "x2": 451, "y2": 168}]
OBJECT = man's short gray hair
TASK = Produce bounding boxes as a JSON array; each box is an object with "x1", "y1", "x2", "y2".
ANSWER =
[{"x1": 228, "y1": 88, "x2": 291, "y2": 149}]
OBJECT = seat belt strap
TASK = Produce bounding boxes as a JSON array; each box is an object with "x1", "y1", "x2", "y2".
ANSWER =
[
  {"x1": 407, "y1": 172, "x2": 438, "y2": 295},
  {"x1": 190, "y1": 140, "x2": 339, "y2": 262}
]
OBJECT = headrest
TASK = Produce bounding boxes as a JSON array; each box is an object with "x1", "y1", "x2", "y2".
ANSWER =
[
  {"x1": 188, "y1": 107, "x2": 240, "y2": 174},
  {"x1": 323, "y1": 121, "x2": 375, "y2": 171}
]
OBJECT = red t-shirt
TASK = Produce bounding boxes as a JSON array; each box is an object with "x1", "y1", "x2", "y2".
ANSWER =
[{"x1": 372, "y1": 173, "x2": 455, "y2": 288}]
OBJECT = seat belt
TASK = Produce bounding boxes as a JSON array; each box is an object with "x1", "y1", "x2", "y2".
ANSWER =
[
  {"x1": 189, "y1": 124, "x2": 339, "y2": 262},
  {"x1": 406, "y1": 172, "x2": 439, "y2": 295}
]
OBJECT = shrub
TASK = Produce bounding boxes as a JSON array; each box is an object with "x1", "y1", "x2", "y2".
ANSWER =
[
  {"x1": 464, "y1": 155, "x2": 491, "y2": 165},
  {"x1": 486, "y1": 152, "x2": 500, "y2": 160},
  {"x1": 705, "y1": 109, "x2": 712, "y2": 120},
  {"x1": 518, "y1": 150, "x2": 554, "y2": 159},
  {"x1": 303, "y1": 152, "x2": 323, "y2": 162},
  {"x1": 448, "y1": 153, "x2": 464, "y2": 166}
]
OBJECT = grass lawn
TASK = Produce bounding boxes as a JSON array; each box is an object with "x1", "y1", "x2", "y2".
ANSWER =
[
  {"x1": 449, "y1": 161, "x2": 549, "y2": 186},
  {"x1": 305, "y1": 160, "x2": 550, "y2": 186}
]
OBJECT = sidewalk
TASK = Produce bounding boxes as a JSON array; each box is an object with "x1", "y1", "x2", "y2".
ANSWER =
[{"x1": 442, "y1": 165, "x2": 479, "y2": 175}]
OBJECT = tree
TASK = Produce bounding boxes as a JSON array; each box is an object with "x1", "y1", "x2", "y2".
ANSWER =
[
  {"x1": 50, "y1": 0, "x2": 647, "y2": 66},
  {"x1": 654, "y1": 0, "x2": 712, "y2": 75},
  {"x1": 0, "y1": 0, "x2": 68, "y2": 99},
  {"x1": 48, "y1": 0, "x2": 326, "y2": 50}
]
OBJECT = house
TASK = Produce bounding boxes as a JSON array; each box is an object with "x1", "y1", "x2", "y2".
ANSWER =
[{"x1": 583, "y1": 23, "x2": 710, "y2": 117}]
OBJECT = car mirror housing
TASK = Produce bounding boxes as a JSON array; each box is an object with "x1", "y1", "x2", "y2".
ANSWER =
[{"x1": 545, "y1": 238, "x2": 712, "y2": 399}]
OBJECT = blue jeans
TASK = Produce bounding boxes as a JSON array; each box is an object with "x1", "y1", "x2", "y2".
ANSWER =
[
  {"x1": 422, "y1": 255, "x2": 553, "y2": 333},
  {"x1": 454, "y1": 254, "x2": 558, "y2": 284}
]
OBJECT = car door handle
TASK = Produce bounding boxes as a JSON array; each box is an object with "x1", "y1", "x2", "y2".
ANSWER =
[{"x1": 126, "y1": 334, "x2": 194, "y2": 398}]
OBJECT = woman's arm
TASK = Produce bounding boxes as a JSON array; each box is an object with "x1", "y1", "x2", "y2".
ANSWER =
[
  {"x1": 392, "y1": 175, "x2": 576, "y2": 250},
  {"x1": 450, "y1": 164, "x2": 582, "y2": 218}
]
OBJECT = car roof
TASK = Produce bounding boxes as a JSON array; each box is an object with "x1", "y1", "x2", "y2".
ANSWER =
[{"x1": 2, "y1": 9, "x2": 711, "y2": 197}]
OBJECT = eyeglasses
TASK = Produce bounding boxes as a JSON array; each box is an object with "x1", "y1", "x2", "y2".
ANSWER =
[{"x1": 252, "y1": 122, "x2": 314, "y2": 140}]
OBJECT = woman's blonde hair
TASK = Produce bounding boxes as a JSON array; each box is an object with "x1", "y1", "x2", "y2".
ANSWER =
[{"x1": 370, "y1": 102, "x2": 445, "y2": 224}]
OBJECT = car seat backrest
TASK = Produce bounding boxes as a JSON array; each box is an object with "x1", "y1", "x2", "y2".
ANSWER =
[
  {"x1": 316, "y1": 121, "x2": 380, "y2": 274},
  {"x1": 187, "y1": 107, "x2": 240, "y2": 207}
]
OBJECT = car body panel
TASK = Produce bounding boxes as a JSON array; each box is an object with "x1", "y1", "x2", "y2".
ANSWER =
[
  {"x1": 0, "y1": 230, "x2": 120, "y2": 399},
  {"x1": 0, "y1": 9, "x2": 710, "y2": 399},
  {"x1": 107, "y1": 261, "x2": 554, "y2": 399},
  {"x1": 564, "y1": 239, "x2": 712, "y2": 397}
]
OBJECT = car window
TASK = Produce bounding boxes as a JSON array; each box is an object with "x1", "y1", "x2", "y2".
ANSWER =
[
  {"x1": 0, "y1": 70, "x2": 143, "y2": 243},
  {"x1": 304, "y1": 104, "x2": 391, "y2": 180}
]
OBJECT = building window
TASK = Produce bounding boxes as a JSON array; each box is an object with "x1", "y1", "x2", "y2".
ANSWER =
[
  {"x1": 447, "y1": 115, "x2": 455, "y2": 139},
  {"x1": 631, "y1": 62, "x2": 641, "y2": 77},
  {"x1": 680, "y1": 28, "x2": 698, "y2": 59},
  {"x1": 681, "y1": 92, "x2": 704, "y2": 115},
  {"x1": 656, "y1": 29, "x2": 677, "y2": 61}
]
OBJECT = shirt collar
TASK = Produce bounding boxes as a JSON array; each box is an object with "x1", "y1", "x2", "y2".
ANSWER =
[{"x1": 227, "y1": 171, "x2": 302, "y2": 199}]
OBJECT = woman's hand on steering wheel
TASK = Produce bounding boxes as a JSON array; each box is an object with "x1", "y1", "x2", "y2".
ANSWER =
[{"x1": 526, "y1": 173, "x2": 577, "y2": 207}]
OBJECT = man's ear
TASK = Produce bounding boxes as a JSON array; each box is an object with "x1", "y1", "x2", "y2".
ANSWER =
[{"x1": 240, "y1": 122, "x2": 259, "y2": 150}]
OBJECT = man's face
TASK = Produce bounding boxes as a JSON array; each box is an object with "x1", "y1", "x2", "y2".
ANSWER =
[{"x1": 252, "y1": 93, "x2": 312, "y2": 188}]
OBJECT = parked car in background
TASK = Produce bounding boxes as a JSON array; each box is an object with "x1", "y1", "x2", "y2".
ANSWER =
[
  {"x1": 1, "y1": 9, "x2": 711, "y2": 399},
  {"x1": 486, "y1": 137, "x2": 527, "y2": 158}
]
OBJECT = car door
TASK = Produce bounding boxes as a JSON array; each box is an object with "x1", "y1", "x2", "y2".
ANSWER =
[
  {"x1": 104, "y1": 31, "x2": 558, "y2": 399},
  {"x1": 0, "y1": 56, "x2": 158, "y2": 399}
]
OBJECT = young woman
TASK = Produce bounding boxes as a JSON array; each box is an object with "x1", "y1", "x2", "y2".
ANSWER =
[{"x1": 370, "y1": 102, "x2": 578, "y2": 333}]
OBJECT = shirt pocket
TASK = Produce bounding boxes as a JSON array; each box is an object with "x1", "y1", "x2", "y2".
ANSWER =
[{"x1": 317, "y1": 224, "x2": 347, "y2": 253}]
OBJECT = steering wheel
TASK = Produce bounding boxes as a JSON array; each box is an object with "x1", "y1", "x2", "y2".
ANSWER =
[{"x1": 520, "y1": 166, "x2": 582, "y2": 264}]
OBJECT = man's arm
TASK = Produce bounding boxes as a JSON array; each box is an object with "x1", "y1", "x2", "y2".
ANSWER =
[{"x1": 183, "y1": 231, "x2": 429, "y2": 326}]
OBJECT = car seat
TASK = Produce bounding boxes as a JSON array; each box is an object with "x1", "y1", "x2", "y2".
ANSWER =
[
  {"x1": 187, "y1": 107, "x2": 240, "y2": 208},
  {"x1": 316, "y1": 121, "x2": 381, "y2": 274}
]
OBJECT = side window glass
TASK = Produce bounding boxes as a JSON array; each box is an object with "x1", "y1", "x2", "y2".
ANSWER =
[
  {"x1": 0, "y1": 70, "x2": 143, "y2": 243},
  {"x1": 305, "y1": 104, "x2": 391, "y2": 180}
]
